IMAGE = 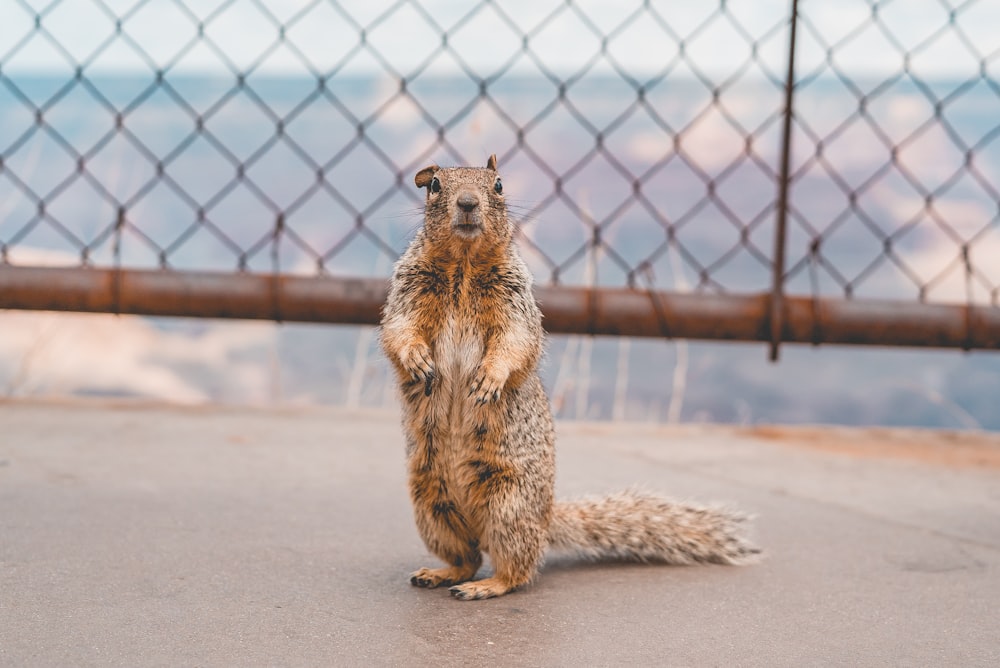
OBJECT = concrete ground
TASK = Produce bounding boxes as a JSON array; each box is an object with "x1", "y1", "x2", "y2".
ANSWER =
[{"x1": 1, "y1": 399, "x2": 998, "y2": 667}]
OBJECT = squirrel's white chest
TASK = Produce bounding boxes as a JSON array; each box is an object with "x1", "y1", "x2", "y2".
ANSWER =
[
  {"x1": 436, "y1": 315, "x2": 484, "y2": 385},
  {"x1": 432, "y1": 316, "x2": 485, "y2": 480}
]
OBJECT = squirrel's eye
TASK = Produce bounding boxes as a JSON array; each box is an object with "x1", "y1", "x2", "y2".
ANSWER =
[
  {"x1": 430, "y1": 176, "x2": 441, "y2": 193},
  {"x1": 494, "y1": 178, "x2": 503, "y2": 195}
]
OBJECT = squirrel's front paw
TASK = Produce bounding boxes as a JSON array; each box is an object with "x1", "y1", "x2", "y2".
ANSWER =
[
  {"x1": 469, "y1": 366, "x2": 507, "y2": 405},
  {"x1": 399, "y1": 342, "x2": 436, "y2": 396}
]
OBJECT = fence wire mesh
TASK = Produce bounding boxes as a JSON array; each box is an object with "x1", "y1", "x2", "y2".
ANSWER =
[
  {"x1": 1, "y1": 0, "x2": 999, "y2": 327},
  {"x1": 787, "y1": 0, "x2": 1000, "y2": 306}
]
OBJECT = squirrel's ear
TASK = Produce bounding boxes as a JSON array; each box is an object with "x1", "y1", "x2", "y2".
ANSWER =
[
  {"x1": 414, "y1": 165, "x2": 439, "y2": 189},
  {"x1": 486, "y1": 154, "x2": 498, "y2": 171}
]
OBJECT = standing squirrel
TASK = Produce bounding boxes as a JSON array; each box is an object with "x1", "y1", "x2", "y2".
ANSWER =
[{"x1": 380, "y1": 154, "x2": 759, "y2": 600}]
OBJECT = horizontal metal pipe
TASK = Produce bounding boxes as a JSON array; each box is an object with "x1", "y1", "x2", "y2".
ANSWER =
[
  {"x1": 1, "y1": 265, "x2": 998, "y2": 350},
  {"x1": 0, "y1": 265, "x2": 386, "y2": 324}
]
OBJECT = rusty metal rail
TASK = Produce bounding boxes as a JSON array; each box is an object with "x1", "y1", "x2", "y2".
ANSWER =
[{"x1": 2, "y1": 265, "x2": 998, "y2": 351}]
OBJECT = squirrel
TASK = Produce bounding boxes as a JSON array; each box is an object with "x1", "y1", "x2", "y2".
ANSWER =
[{"x1": 380, "y1": 154, "x2": 759, "y2": 600}]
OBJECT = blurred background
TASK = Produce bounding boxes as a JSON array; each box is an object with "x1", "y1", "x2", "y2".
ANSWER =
[{"x1": 1, "y1": 0, "x2": 999, "y2": 428}]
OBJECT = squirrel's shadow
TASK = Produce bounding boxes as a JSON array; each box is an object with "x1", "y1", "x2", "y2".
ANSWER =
[{"x1": 540, "y1": 554, "x2": 700, "y2": 575}]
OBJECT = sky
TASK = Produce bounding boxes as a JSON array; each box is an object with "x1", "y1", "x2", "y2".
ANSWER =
[{"x1": 2, "y1": 0, "x2": 997, "y2": 79}]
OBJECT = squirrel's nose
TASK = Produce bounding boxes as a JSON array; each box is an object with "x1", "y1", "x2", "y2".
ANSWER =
[{"x1": 456, "y1": 192, "x2": 479, "y2": 212}]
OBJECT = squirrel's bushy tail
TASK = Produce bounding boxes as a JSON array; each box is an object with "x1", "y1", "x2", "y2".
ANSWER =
[{"x1": 547, "y1": 489, "x2": 760, "y2": 565}]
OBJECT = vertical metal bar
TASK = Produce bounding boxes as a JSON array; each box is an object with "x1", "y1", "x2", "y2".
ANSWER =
[
  {"x1": 272, "y1": 212, "x2": 284, "y2": 322},
  {"x1": 113, "y1": 205, "x2": 125, "y2": 316},
  {"x1": 770, "y1": 0, "x2": 800, "y2": 361}
]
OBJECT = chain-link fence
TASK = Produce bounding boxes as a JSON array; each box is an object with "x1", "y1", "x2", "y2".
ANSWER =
[{"x1": 2, "y1": 0, "x2": 999, "y2": 353}]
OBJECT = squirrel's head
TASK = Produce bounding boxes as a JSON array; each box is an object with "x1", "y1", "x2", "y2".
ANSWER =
[{"x1": 414, "y1": 154, "x2": 511, "y2": 247}]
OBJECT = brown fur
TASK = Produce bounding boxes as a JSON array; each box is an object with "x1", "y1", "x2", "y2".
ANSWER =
[{"x1": 380, "y1": 155, "x2": 759, "y2": 600}]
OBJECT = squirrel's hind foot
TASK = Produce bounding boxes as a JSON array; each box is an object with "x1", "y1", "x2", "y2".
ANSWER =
[
  {"x1": 448, "y1": 577, "x2": 515, "y2": 600},
  {"x1": 409, "y1": 565, "x2": 476, "y2": 589}
]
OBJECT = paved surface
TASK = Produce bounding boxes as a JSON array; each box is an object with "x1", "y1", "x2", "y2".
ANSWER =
[{"x1": 2, "y1": 399, "x2": 999, "y2": 667}]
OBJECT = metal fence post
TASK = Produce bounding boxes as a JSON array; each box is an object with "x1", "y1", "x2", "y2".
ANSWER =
[{"x1": 770, "y1": 0, "x2": 800, "y2": 361}]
